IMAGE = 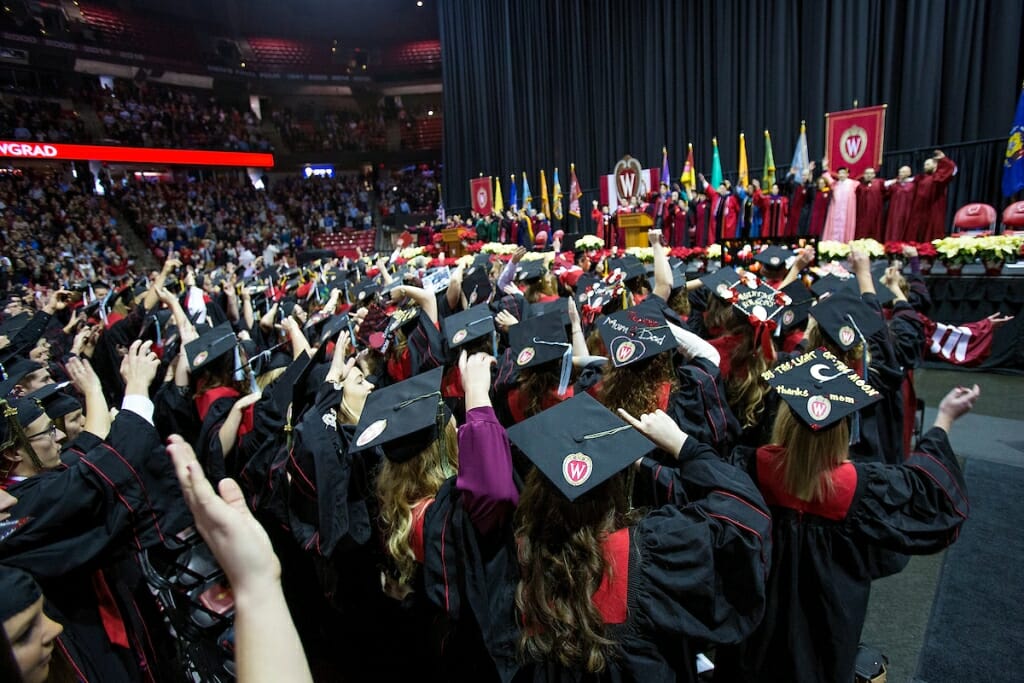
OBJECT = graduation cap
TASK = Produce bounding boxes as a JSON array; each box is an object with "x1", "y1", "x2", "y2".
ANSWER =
[
  {"x1": 525, "y1": 297, "x2": 570, "y2": 327},
  {"x1": 352, "y1": 279, "x2": 381, "y2": 304},
  {"x1": 762, "y1": 348, "x2": 883, "y2": 430},
  {"x1": 185, "y1": 322, "x2": 238, "y2": 373},
  {"x1": 316, "y1": 313, "x2": 351, "y2": 346},
  {"x1": 468, "y1": 253, "x2": 492, "y2": 271},
  {"x1": 753, "y1": 245, "x2": 794, "y2": 270},
  {"x1": 26, "y1": 381, "x2": 81, "y2": 419},
  {"x1": 0, "y1": 395, "x2": 45, "y2": 448},
  {"x1": 442, "y1": 304, "x2": 496, "y2": 353},
  {"x1": 868, "y1": 260, "x2": 897, "y2": 306},
  {"x1": 574, "y1": 273, "x2": 602, "y2": 299},
  {"x1": 808, "y1": 290, "x2": 884, "y2": 351},
  {"x1": 506, "y1": 393, "x2": 656, "y2": 502},
  {"x1": 268, "y1": 351, "x2": 316, "y2": 423},
  {"x1": 778, "y1": 281, "x2": 816, "y2": 333},
  {"x1": 809, "y1": 273, "x2": 851, "y2": 298},
  {"x1": 515, "y1": 261, "x2": 546, "y2": 283},
  {"x1": 730, "y1": 280, "x2": 788, "y2": 323},
  {"x1": 0, "y1": 357, "x2": 44, "y2": 397},
  {"x1": 700, "y1": 266, "x2": 742, "y2": 300},
  {"x1": 0, "y1": 313, "x2": 31, "y2": 338},
  {"x1": 0, "y1": 566, "x2": 41, "y2": 622},
  {"x1": 348, "y1": 366, "x2": 448, "y2": 463},
  {"x1": 597, "y1": 307, "x2": 674, "y2": 368},
  {"x1": 608, "y1": 257, "x2": 645, "y2": 282},
  {"x1": 461, "y1": 268, "x2": 494, "y2": 307},
  {"x1": 509, "y1": 312, "x2": 573, "y2": 394}
]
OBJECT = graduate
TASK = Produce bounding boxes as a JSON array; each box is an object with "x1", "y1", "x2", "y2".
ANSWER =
[{"x1": 717, "y1": 351, "x2": 974, "y2": 683}]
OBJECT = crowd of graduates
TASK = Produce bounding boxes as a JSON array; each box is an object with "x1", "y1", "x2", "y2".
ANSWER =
[{"x1": 0, "y1": 156, "x2": 1000, "y2": 681}]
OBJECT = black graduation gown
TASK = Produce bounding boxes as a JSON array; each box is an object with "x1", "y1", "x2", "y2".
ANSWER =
[
  {"x1": 666, "y1": 355, "x2": 741, "y2": 458},
  {"x1": 423, "y1": 438, "x2": 772, "y2": 683},
  {"x1": 718, "y1": 427, "x2": 968, "y2": 683}
]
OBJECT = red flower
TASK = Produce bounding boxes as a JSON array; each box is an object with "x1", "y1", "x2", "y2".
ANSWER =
[{"x1": 884, "y1": 241, "x2": 906, "y2": 255}]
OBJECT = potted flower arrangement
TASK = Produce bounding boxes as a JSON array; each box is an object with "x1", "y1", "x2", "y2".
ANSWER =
[
  {"x1": 706, "y1": 243, "x2": 723, "y2": 270},
  {"x1": 914, "y1": 241, "x2": 938, "y2": 272},
  {"x1": 817, "y1": 240, "x2": 851, "y2": 263},
  {"x1": 932, "y1": 237, "x2": 977, "y2": 275},
  {"x1": 973, "y1": 234, "x2": 1023, "y2": 275},
  {"x1": 849, "y1": 238, "x2": 885, "y2": 260},
  {"x1": 575, "y1": 234, "x2": 605, "y2": 250}
]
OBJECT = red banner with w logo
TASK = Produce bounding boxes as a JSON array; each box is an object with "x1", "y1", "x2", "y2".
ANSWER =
[
  {"x1": 825, "y1": 105, "x2": 886, "y2": 178},
  {"x1": 470, "y1": 176, "x2": 493, "y2": 216}
]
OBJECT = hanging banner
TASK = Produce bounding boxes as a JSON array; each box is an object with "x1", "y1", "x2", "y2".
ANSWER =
[
  {"x1": 824, "y1": 105, "x2": 886, "y2": 177},
  {"x1": 0, "y1": 140, "x2": 274, "y2": 167},
  {"x1": 470, "y1": 176, "x2": 493, "y2": 215}
]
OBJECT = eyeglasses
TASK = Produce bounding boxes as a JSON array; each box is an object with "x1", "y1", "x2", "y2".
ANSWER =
[{"x1": 24, "y1": 423, "x2": 58, "y2": 441}]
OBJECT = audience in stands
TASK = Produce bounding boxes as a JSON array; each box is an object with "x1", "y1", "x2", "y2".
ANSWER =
[{"x1": 0, "y1": 97, "x2": 86, "y2": 143}]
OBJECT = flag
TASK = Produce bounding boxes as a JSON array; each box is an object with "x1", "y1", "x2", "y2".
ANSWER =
[
  {"x1": 568, "y1": 163, "x2": 582, "y2": 217},
  {"x1": 680, "y1": 143, "x2": 696, "y2": 192},
  {"x1": 540, "y1": 169, "x2": 551, "y2": 217},
  {"x1": 661, "y1": 146, "x2": 670, "y2": 190},
  {"x1": 1003, "y1": 85, "x2": 1024, "y2": 197},
  {"x1": 599, "y1": 166, "x2": 660, "y2": 213},
  {"x1": 509, "y1": 175, "x2": 518, "y2": 211},
  {"x1": 552, "y1": 167, "x2": 564, "y2": 220},
  {"x1": 494, "y1": 176, "x2": 504, "y2": 213},
  {"x1": 470, "y1": 176, "x2": 492, "y2": 216},
  {"x1": 790, "y1": 120, "x2": 810, "y2": 182},
  {"x1": 710, "y1": 137, "x2": 723, "y2": 189},
  {"x1": 738, "y1": 133, "x2": 749, "y2": 187},
  {"x1": 521, "y1": 172, "x2": 533, "y2": 211},
  {"x1": 436, "y1": 183, "x2": 446, "y2": 224},
  {"x1": 763, "y1": 130, "x2": 776, "y2": 187},
  {"x1": 824, "y1": 106, "x2": 886, "y2": 178}
]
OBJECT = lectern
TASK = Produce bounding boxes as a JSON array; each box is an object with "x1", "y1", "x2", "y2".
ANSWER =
[
  {"x1": 441, "y1": 227, "x2": 465, "y2": 258},
  {"x1": 617, "y1": 213, "x2": 653, "y2": 249}
]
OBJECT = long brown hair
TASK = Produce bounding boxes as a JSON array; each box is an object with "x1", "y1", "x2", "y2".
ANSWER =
[
  {"x1": 517, "y1": 365, "x2": 561, "y2": 419},
  {"x1": 515, "y1": 468, "x2": 641, "y2": 672},
  {"x1": 722, "y1": 317, "x2": 772, "y2": 429},
  {"x1": 769, "y1": 402, "x2": 850, "y2": 502},
  {"x1": 375, "y1": 422, "x2": 459, "y2": 587},
  {"x1": 599, "y1": 353, "x2": 676, "y2": 418},
  {"x1": 525, "y1": 273, "x2": 558, "y2": 303},
  {"x1": 805, "y1": 322, "x2": 866, "y2": 367}
]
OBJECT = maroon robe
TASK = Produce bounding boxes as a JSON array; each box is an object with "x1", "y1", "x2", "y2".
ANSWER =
[
  {"x1": 692, "y1": 197, "x2": 715, "y2": 246},
  {"x1": 753, "y1": 190, "x2": 789, "y2": 238},
  {"x1": 706, "y1": 185, "x2": 739, "y2": 239},
  {"x1": 884, "y1": 179, "x2": 916, "y2": 242},
  {"x1": 809, "y1": 188, "x2": 830, "y2": 238},
  {"x1": 909, "y1": 156, "x2": 958, "y2": 242},
  {"x1": 855, "y1": 178, "x2": 886, "y2": 240},
  {"x1": 787, "y1": 184, "x2": 808, "y2": 237}
]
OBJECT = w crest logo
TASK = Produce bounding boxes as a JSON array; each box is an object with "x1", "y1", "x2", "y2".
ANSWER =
[
  {"x1": 562, "y1": 453, "x2": 593, "y2": 486},
  {"x1": 839, "y1": 125, "x2": 868, "y2": 164}
]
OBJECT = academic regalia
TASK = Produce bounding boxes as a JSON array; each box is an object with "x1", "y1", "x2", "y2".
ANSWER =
[
  {"x1": 909, "y1": 156, "x2": 957, "y2": 242},
  {"x1": 808, "y1": 187, "x2": 830, "y2": 238},
  {"x1": 719, "y1": 427, "x2": 969, "y2": 683},
  {"x1": 706, "y1": 185, "x2": 739, "y2": 239},
  {"x1": 855, "y1": 177, "x2": 886, "y2": 240},
  {"x1": 822, "y1": 174, "x2": 859, "y2": 242},
  {"x1": 883, "y1": 178, "x2": 916, "y2": 242},
  {"x1": 886, "y1": 301, "x2": 926, "y2": 455},
  {"x1": 690, "y1": 196, "x2": 715, "y2": 247},
  {"x1": 788, "y1": 181, "x2": 810, "y2": 237},
  {"x1": 422, "y1": 405, "x2": 771, "y2": 683},
  {"x1": 665, "y1": 202, "x2": 689, "y2": 247},
  {"x1": 754, "y1": 190, "x2": 789, "y2": 238}
]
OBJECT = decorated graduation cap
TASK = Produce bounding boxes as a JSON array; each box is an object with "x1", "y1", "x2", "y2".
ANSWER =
[
  {"x1": 730, "y1": 279, "x2": 788, "y2": 323},
  {"x1": 509, "y1": 313, "x2": 573, "y2": 394},
  {"x1": 185, "y1": 322, "x2": 239, "y2": 373},
  {"x1": 26, "y1": 381, "x2": 81, "y2": 419},
  {"x1": 461, "y1": 267, "x2": 494, "y2": 307},
  {"x1": 506, "y1": 393, "x2": 656, "y2": 502},
  {"x1": 348, "y1": 366, "x2": 449, "y2": 463},
  {"x1": 598, "y1": 306, "x2": 674, "y2": 368},
  {"x1": 809, "y1": 289, "x2": 884, "y2": 351},
  {"x1": 700, "y1": 266, "x2": 742, "y2": 300},
  {"x1": 762, "y1": 347, "x2": 883, "y2": 430},
  {"x1": 608, "y1": 257, "x2": 646, "y2": 282},
  {"x1": 753, "y1": 245, "x2": 794, "y2": 270},
  {"x1": 442, "y1": 304, "x2": 496, "y2": 355},
  {"x1": 779, "y1": 281, "x2": 816, "y2": 333}
]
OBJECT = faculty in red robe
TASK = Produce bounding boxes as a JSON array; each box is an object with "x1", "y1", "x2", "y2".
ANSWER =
[
  {"x1": 855, "y1": 168, "x2": 886, "y2": 240},
  {"x1": 753, "y1": 181, "x2": 789, "y2": 238},
  {"x1": 909, "y1": 151, "x2": 957, "y2": 242},
  {"x1": 884, "y1": 167, "x2": 916, "y2": 242}
]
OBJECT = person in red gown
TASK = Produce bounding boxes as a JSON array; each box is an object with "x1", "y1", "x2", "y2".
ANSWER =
[
  {"x1": 590, "y1": 200, "x2": 603, "y2": 237},
  {"x1": 808, "y1": 176, "x2": 830, "y2": 238},
  {"x1": 752, "y1": 179, "x2": 789, "y2": 238},
  {"x1": 701, "y1": 174, "x2": 739, "y2": 240},
  {"x1": 855, "y1": 167, "x2": 886, "y2": 240},
  {"x1": 909, "y1": 151, "x2": 957, "y2": 242},
  {"x1": 884, "y1": 166, "x2": 916, "y2": 241},
  {"x1": 690, "y1": 187, "x2": 715, "y2": 247}
]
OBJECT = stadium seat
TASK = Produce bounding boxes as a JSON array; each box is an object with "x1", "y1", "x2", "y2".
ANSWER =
[
  {"x1": 952, "y1": 203, "x2": 997, "y2": 234},
  {"x1": 1002, "y1": 200, "x2": 1024, "y2": 232}
]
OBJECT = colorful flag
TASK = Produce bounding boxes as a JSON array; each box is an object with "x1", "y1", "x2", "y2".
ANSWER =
[
  {"x1": 710, "y1": 137, "x2": 723, "y2": 189},
  {"x1": 568, "y1": 163, "x2": 582, "y2": 217},
  {"x1": 552, "y1": 167, "x2": 564, "y2": 220},
  {"x1": 661, "y1": 147, "x2": 670, "y2": 191},
  {"x1": 470, "y1": 176, "x2": 492, "y2": 216},
  {"x1": 494, "y1": 176, "x2": 504, "y2": 213},
  {"x1": 680, "y1": 143, "x2": 696, "y2": 192},
  {"x1": 521, "y1": 172, "x2": 533, "y2": 211},
  {"x1": 738, "y1": 133, "x2": 749, "y2": 187},
  {"x1": 540, "y1": 169, "x2": 551, "y2": 217},
  {"x1": 1002, "y1": 85, "x2": 1024, "y2": 197},
  {"x1": 763, "y1": 130, "x2": 776, "y2": 187},
  {"x1": 509, "y1": 174, "x2": 518, "y2": 211},
  {"x1": 790, "y1": 120, "x2": 810, "y2": 182}
]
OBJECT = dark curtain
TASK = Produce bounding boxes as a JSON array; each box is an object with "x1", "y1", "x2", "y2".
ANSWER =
[{"x1": 439, "y1": 0, "x2": 1024, "y2": 231}]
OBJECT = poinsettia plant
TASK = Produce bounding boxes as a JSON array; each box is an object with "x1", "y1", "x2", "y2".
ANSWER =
[
  {"x1": 932, "y1": 237, "x2": 978, "y2": 267},
  {"x1": 575, "y1": 234, "x2": 605, "y2": 250},
  {"x1": 817, "y1": 241, "x2": 851, "y2": 260}
]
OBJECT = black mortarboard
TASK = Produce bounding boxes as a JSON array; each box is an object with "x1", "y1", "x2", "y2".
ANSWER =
[
  {"x1": 515, "y1": 260, "x2": 546, "y2": 283},
  {"x1": 597, "y1": 307, "x2": 674, "y2": 368},
  {"x1": 268, "y1": 350, "x2": 315, "y2": 421},
  {"x1": 0, "y1": 565, "x2": 41, "y2": 622},
  {"x1": 26, "y1": 381, "x2": 80, "y2": 418},
  {"x1": 348, "y1": 366, "x2": 447, "y2": 463},
  {"x1": 574, "y1": 273, "x2": 602, "y2": 297},
  {"x1": 0, "y1": 396, "x2": 45, "y2": 447},
  {"x1": 762, "y1": 348, "x2": 883, "y2": 430},
  {"x1": 809, "y1": 290, "x2": 885, "y2": 351},
  {"x1": 753, "y1": 246, "x2": 794, "y2": 270},
  {"x1": 809, "y1": 273, "x2": 850, "y2": 298},
  {"x1": 779, "y1": 281, "x2": 815, "y2": 333},
  {"x1": 509, "y1": 312, "x2": 572, "y2": 370},
  {"x1": 700, "y1": 266, "x2": 742, "y2": 300},
  {"x1": 469, "y1": 253, "x2": 492, "y2": 270},
  {"x1": 868, "y1": 260, "x2": 897, "y2": 306},
  {"x1": 442, "y1": 304, "x2": 495, "y2": 352},
  {"x1": 317, "y1": 313, "x2": 350, "y2": 345},
  {"x1": 608, "y1": 257, "x2": 645, "y2": 282},
  {"x1": 0, "y1": 313, "x2": 31, "y2": 337},
  {"x1": 731, "y1": 280, "x2": 787, "y2": 323},
  {"x1": 525, "y1": 298, "x2": 569, "y2": 327},
  {"x1": 0, "y1": 357, "x2": 44, "y2": 397},
  {"x1": 352, "y1": 279, "x2": 381, "y2": 304},
  {"x1": 461, "y1": 268, "x2": 494, "y2": 307},
  {"x1": 185, "y1": 322, "x2": 238, "y2": 373},
  {"x1": 506, "y1": 393, "x2": 656, "y2": 502}
]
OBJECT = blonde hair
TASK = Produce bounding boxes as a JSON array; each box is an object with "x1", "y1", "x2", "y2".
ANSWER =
[
  {"x1": 526, "y1": 273, "x2": 559, "y2": 303},
  {"x1": 375, "y1": 422, "x2": 459, "y2": 587},
  {"x1": 806, "y1": 322, "x2": 866, "y2": 367},
  {"x1": 769, "y1": 402, "x2": 850, "y2": 502},
  {"x1": 255, "y1": 366, "x2": 287, "y2": 391}
]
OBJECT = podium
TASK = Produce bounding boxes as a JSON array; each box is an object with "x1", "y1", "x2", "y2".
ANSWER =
[
  {"x1": 617, "y1": 213, "x2": 653, "y2": 249},
  {"x1": 441, "y1": 227, "x2": 465, "y2": 258}
]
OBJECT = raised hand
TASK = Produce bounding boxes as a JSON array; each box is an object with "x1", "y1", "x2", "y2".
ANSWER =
[
  {"x1": 617, "y1": 408, "x2": 687, "y2": 456},
  {"x1": 119, "y1": 340, "x2": 160, "y2": 394},
  {"x1": 935, "y1": 384, "x2": 980, "y2": 431}
]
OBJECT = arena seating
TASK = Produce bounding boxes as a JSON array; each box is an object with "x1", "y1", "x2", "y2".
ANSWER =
[
  {"x1": 78, "y1": 3, "x2": 199, "y2": 61},
  {"x1": 312, "y1": 229, "x2": 377, "y2": 259}
]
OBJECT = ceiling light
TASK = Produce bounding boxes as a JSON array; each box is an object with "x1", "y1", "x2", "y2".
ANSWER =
[
  {"x1": 417, "y1": 1, "x2": 424, "y2": 6},
  {"x1": 240, "y1": 61, "x2": 246, "y2": 68},
  {"x1": 427, "y1": 110, "x2": 434, "y2": 116}
]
